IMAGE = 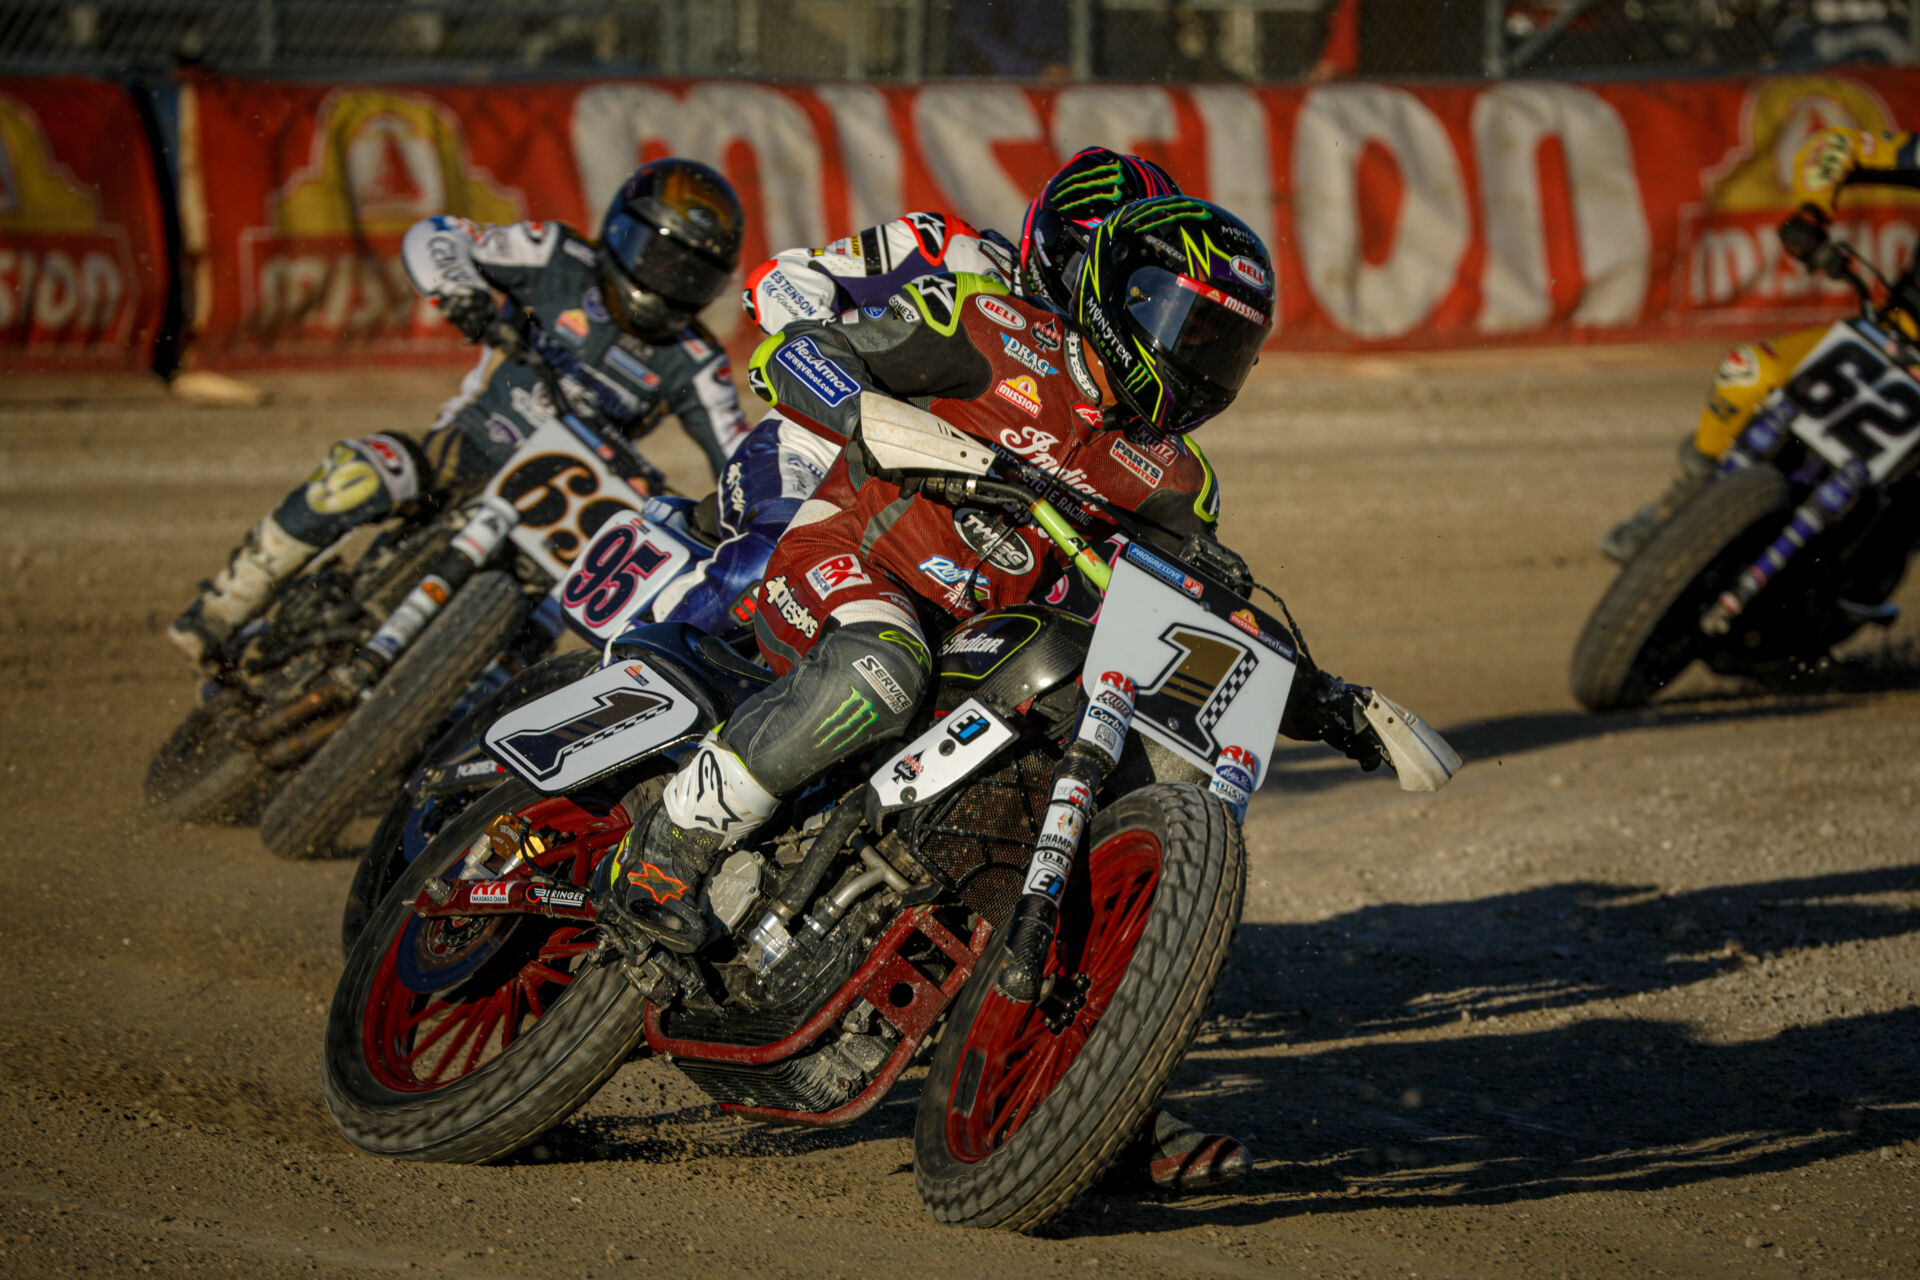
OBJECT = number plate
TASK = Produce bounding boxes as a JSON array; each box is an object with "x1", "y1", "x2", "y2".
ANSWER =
[
  {"x1": 482, "y1": 420, "x2": 644, "y2": 581},
  {"x1": 484, "y1": 658, "x2": 704, "y2": 792},
  {"x1": 557, "y1": 511, "x2": 707, "y2": 641},
  {"x1": 1082, "y1": 545, "x2": 1296, "y2": 787},
  {"x1": 1785, "y1": 320, "x2": 1920, "y2": 484}
]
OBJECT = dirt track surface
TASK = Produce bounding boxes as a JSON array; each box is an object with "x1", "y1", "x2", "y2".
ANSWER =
[{"x1": 3, "y1": 351, "x2": 1918, "y2": 1279}]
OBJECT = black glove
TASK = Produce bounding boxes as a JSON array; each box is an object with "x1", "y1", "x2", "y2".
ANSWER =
[
  {"x1": 437, "y1": 287, "x2": 497, "y2": 343},
  {"x1": 1779, "y1": 209, "x2": 1843, "y2": 278},
  {"x1": 1176, "y1": 531, "x2": 1253, "y2": 594},
  {"x1": 1284, "y1": 670, "x2": 1385, "y2": 772}
]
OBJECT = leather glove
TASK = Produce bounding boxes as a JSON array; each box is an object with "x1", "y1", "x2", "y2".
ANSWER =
[
  {"x1": 437, "y1": 287, "x2": 497, "y2": 343},
  {"x1": 1283, "y1": 669, "x2": 1385, "y2": 772},
  {"x1": 1779, "y1": 208, "x2": 1843, "y2": 278}
]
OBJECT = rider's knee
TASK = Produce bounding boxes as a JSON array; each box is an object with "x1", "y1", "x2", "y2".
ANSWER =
[{"x1": 275, "y1": 433, "x2": 424, "y2": 544}]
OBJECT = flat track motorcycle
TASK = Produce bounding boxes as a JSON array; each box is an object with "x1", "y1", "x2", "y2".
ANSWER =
[
  {"x1": 1571, "y1": 236, "x2": 1920, "y2": 712},
  {"x1": 147, "y1": 314, "x2": 667, "y2": 855},
  {"x1": 323, "y1": 396, "x2": 1459, "y2": 1230}
]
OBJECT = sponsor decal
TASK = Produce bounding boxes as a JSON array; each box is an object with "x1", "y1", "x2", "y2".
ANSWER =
[
  {"x1": 527, "y1": 883, "x2": 590, "y2": 910},
  {"x1": 724, "y1": 461, "x2": 747, "y2": 519},
  {"x1": 1073, "y1": 403, "x2": 1104, "y2": 430},
  {"x1": 1229, "y1": 254, "x2": 1270, "y2": 292},
  {"x1": 891, "y1": 752, "x2": 925, "y2": 783},
  {"x1": 953, "y1": 506, "x2": 1037, "y2": 575},
  {"x1": 1178, "y1": 273, "x2": 1265, "y2": 325},
  {"x1": 886, "y1": 292, "x2": 920, "y2": 323},
  {"x1": 471, "y1": 881, "x2": 513, "y2": 906},
  {"x1": 1031, "y1": 315, "x2": 1063, "y2": 351},
  {"x1": 1000, "y1": 333, "x2": 1057, "y2": 378},
  {"x1": 564, "y1": 240, "x2": 599, "y2": 266},
  {"x1": 1064, "y1": 333, "x2": 1101, "y2": 401},
  {"x1": 941, "y1": 631, "x2": 1006, "y2": 657},
  {"x1": 772, "y1": 336, "x2": 859, "y2": 408},
  {"x1": 482, "y1": 412, "x2": 525, "y2": 447},
  {"x1": 992, "y1": 426, "x2": 1102, "y2": 503},
  {"x1": 455, "y1": 759, "x2": 504, "y2": 779},
  {"x1": 627, "y1": 861, "x2": 689, "y2": 903},
  {"x1": 919, "y1": 555, "x2": 975, "y2": 587},
  {"x1": 853, "y1": 654, "x2": 913, "y2": 714},
  {"x1": 816, "y1": 687, "x2": 877, "y2": 749},
  {"x1": 1044, "y1": 575, "x2": 1071, "y2": 605},
  {"x1": 994, "y1": 375, "x2": 1044, "y2": 416},
  {"x1": 975, "y1": 294, "x2": 1026, "y2": 330},
  {"x1": 1229, "y1": 608, "x2": 1262, "y2": 638},
  {"x1": 759, "y1": 267, "x2": 822, "y2": 322},
  {"x1": 1125, "y1": 543, "x2": 1205, "y2": 598},
  {"x1": 555, "y1": 308, "x2": 589, "y2": 343},
  {"x1": 1218, "y1": 742, "x2": 1260, "y2": 779},
  {"x1": 1082, "y1": 301, "x2": 1133, "y2": 369},
  {"x1": 420, "y1": 577, "x2": 449, "y2": 605},
  {"x1": 806, "y1": 554, "x2": 870, "y2": 597},
  {"x1": 582, "y1": 287, "x2": 610, "y2": 323},
  {"x1": 1110, "y1": 437, "x2": 1166, "y2": 486},
  {"x1": 946, "y1": 709, "x2": 990, "y2": 744},
  {"x1": 1130, "y1": 430, "x2": 1180, "y2": 466},
  {"x1": 604, "y1": 344, "x2": 661, "y2": 390},
  {"x1": 1716, "y1": 343, "x2": 1763, "y2": 387},
  {"x1": 861, "y1": 305, "x2": 887, "y2": 319},
  {"x1": 764, "y1": 575, "x2": 818, "y2": 638}
]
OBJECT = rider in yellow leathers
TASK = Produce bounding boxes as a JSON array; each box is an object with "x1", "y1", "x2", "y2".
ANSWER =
[{"x1": 1598, "y1": 126, "x2": 1920, "y2": 563}]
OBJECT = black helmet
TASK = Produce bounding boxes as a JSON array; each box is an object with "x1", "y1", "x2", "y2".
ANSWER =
[
  {"x1": 598, "y1": 159, "x2": 744, "y2": 337},
  {"x1": 1019, "y1": 148, "x2": 1180, "y2": 313},
  {"x1": 1072, "y1": 196, "x2": 1274, "y2": 436}
]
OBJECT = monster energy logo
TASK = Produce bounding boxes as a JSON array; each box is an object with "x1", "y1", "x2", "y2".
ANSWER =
[
  {"x1": 1127, "y1": 203, "x2": 1210, "y2": 233},
  {"x1": 816, "y1": 687, "x2": 878, "y2": 749},
  {"x1": 1053, "y1": 164, "x2": 1126, "y2": 211}
]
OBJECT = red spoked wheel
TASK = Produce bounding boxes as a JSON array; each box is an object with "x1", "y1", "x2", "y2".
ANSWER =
[
  {"x1": 325, "y1": 778, "x2": 659, "y2": 1164},
  {"x1": 943, "y1": 831, "x2": 1161, "y2": 1162},
  {"x1": 914, "y1": 782, "x2": 1244, "y2": 1231},
  {"x1": 361, "y1": 797, "x2": 626, "y2": 1093}
]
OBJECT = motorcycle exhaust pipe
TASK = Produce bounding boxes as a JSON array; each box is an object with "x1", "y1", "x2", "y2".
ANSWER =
[
  {"x1": 234, "y1": 678, "x2": 354, "y2": 747},
  {"x1": 254, "y1": 711, "x2": 351, "y2": 768}
]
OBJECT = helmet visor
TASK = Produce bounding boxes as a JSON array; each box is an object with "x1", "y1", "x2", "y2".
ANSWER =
[
  {"x1": 1124, "y1": 267, "x2": 1270, "y2": 396},
  {"x1": 602, "y1": 210, "x2": 733, "y2": 310}
]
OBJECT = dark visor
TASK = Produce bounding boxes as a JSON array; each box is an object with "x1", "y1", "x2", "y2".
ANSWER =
[
  {"x1": 602, "y1": 210, "x2": 732, "y2": 309},
  {"x1": 1124, "y1": 267, "x2": 1269, "y2": 394}
]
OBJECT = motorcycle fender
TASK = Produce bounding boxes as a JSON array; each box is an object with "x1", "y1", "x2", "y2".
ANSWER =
[
  {"x1": 1363, "y1": 691, "x2": 1462, "y2": 793},
  {"x1": 483, "y1": 658, "x2": 705, "y2": 793},
  {"x1": 866, "y1": 698, "x2": 1017, "y2": 820}
]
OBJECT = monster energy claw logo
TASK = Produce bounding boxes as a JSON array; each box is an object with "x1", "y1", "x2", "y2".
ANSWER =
[{"x1": 816, "y1": 687, "x2": 878, "y2": 749}]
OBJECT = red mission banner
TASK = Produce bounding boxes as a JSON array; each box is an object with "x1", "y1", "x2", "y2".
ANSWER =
[
  {"x1": 0, "y1": 76, "x2": 171, "y2": 372},
  {"x1": 179, "y1": 68, "x2": 1920, "y2": 367}
]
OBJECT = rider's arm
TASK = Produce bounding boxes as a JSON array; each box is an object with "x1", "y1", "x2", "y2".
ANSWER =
[
  {"x1": 744, "y1": 215, "x2": 1018, "y2": 335},
  {"x1": 1791, "y1": 127, "x2": 1920, "y2": 221},
  {"x1": 400, "y1": 217, "x2": 592, "y2": 339},
  {"x1": 661, "y1": 326, "x2": 752, "y2": 477},
  {"x1": 745, "y1": 274, "x2": 1003, "y2": 441}
]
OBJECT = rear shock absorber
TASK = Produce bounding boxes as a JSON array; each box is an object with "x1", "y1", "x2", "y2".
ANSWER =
[
  {"x1": 1700, "y1": 458, "x2": 1868, "y2": 636},
  {"x1": 994, "y1": 671, "x2": 1136, "y2": 1005}
]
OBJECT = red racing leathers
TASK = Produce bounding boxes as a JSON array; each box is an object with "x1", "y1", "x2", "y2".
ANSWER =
[{"x1": 745, "y1": 271, "x2": 1220, "y2": 675}]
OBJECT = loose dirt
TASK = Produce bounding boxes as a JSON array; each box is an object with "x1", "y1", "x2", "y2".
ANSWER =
[{"x1": 2, "y1": 350, "x2": 1916, "y2": 1279}]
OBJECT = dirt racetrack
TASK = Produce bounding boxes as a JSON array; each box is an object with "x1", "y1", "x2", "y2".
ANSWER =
[{"x1": 3, "y1": 349, "x2": 1918, "y2": 1280}]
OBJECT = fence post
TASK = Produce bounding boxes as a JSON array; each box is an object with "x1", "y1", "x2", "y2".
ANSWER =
[
  {"x1": 903, "y1": 0, "x2": 927, "y2": 79},
  {"x1": 256, "y1": 0, "x2": 277, "y2": 67},
  {"x1": 1070, "y1": 0, "x2": 1094, "y2": 80},
  {"x1": 1482, "y1": 0, "x2": 1504, "y2": 77}
]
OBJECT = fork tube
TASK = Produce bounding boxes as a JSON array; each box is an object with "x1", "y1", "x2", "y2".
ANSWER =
[
  {"x1": 357, "y1": 497, "x2": 520, "y2": 674},
  {"x1": 1700, "y1": 459, "x2": 1868, "y2": 636},
  {"x1": 995, "y1": 671, "x2": 1138, "y2": 1004}
]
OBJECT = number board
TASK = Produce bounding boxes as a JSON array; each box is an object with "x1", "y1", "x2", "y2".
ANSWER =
[
  {"x1": 1082, "y1": 544, "x2": 1298, "y2": 787},
  {"x1": 482, "y1": 420, "x2": 644, "y2": 581},
  {"x1": 557, "y1": 512, "x2": 706, "y2": 642},
  {"x1": 1785, "y1": 319, "x2": 1920, "y2": 484},
  {"x1": 484, "y1": 658, "x2": 705, "y2": 792}
]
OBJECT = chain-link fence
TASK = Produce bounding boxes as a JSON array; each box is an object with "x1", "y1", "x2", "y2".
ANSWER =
[{"x1": 0, "y1": 0, "x2": 1915, "y2": 78}]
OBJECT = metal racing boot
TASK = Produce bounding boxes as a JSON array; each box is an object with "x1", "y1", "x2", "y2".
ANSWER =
[
  {"x1": 167, "y1": 515, "x2": 320, "y2": 666},
  {"x1": 596, "y1": 735, "x2": 779, "y2": 954},
  {"x1": 1596, "y1": 439, "x2": 1716, "y2": 565},
  {"x1": 1106, "y1": 1107, "x2": 1253, "y2": 1193}
]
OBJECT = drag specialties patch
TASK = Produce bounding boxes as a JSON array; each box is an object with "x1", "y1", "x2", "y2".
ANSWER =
[
  {"x1": 1000, "y1": 333, "x2": 1057, "y2": 378},
  {"x1": 994, "y1": 375, "x2": 1043, "y2": 417},
  {"x1": 772, "y1": 336, "x2": 859, "y2": 408},
  {"x1": 764, "y1": 575, "x2": 819, "y2": 637},
  {"x1": 953, "y1": 506, "x2": 1037, "y2": 575},
  {"x1": 1110, "y1": 436, "x2": 1165, "y2": 486}
]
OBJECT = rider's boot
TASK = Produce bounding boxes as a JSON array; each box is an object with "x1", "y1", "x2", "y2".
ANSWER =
[
  {"x1": 167, "y1": 515, "x2": 320, "y2": 666},
  {"x1": 1596, "y1": 438, "x2": 1717, "y2": 565},
  {"x1": 597, "y1": 736, "x2": 780, "y2": 954},
  {"x1": 1136, "y1": 1107, "x2": 1253, "y2": 1193}
]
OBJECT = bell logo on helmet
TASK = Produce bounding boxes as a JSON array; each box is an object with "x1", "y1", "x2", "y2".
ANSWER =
[
  {"x1": 975, "y1": 295, "x2": 1026, "y2": 330},
  {"x1": 1229, "y1": 255, "x2": 1270, "y2": 293}
]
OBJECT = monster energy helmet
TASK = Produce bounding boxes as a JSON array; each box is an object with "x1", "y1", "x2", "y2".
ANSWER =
[
  {"x1": 598, "y1": 158, "x2": 745, "y2": 337},
  {"x1": 1072, "y1": 196, "x2": 1274, "y2": 435},
  {"x1": 1018, "y1": 147, "x2": 1180, "y2": 313}
]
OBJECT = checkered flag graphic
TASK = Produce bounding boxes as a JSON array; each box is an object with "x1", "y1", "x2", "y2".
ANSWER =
[{"x1": 1199, "y1": 650, "x2": 1257, "y2": 734}]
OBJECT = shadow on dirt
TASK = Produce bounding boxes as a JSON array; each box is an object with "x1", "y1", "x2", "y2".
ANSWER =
[
  {"x1": 1265, "y1": 655, "x2": 1920, "y2": 797},
  {"x1": 1050, "y1": 862, "x2": 1920, "y2": 1235}
]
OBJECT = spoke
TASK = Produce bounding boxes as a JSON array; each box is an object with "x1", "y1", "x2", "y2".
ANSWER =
[
  {"x1": 416, "y1": 1001, "x2": 486, "y2": 1080},
  {"x1": 400, "y1": 1001, "x2": 470, "y2": 1064},
  {"x1": 998, "y1": 1037, "x2": 1063, "y2": 1140},
  {"x1": 499, "y1": 977, "x2": 525, "y2": 1049},
  {"x1": 521, "y1": 961, "x2": 576, "y2": 988},
  {"x1": 457, "y1": 992, "x2": 507, "y2": 1077},
  {"x1": 399, "y1": 995, "x2": 451, "y2": 1035}
]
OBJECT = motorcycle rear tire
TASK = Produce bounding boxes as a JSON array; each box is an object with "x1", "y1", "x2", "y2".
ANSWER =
[
  {"x1": 913, "y1": 782, "x2": 1244, "y2": 1232},
  {"x1": 145, "y1": 705, "x2": 276, "y2": 825},
  {"x1": 259, "y1": 571, "x2": 529, "y2": 860},
  {"x1": 340, "y1": 648, "x2": 602, "y2": 956},
  {"x1": 1570, "y1": 465, "x2": 1792, "y2": 713},
  {"x1": 323, "y1": 778, "x2": 647, "y2": 1163}
]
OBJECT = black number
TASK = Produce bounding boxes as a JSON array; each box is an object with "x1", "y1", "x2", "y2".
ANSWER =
[
  {"x1": 497, "y1": 454, "x2": 599, "y2": 529},
  {"x1": 1785, "y1": 340, "x2": 1882, "y2": 417}
]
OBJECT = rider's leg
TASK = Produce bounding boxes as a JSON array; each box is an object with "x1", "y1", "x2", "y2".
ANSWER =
[
  {"x1": 168, "y1": 434, "x2": 424, "y2": 664},
  {"x1": 603, "y1": 559, "x2": 930, "y2": 952}
]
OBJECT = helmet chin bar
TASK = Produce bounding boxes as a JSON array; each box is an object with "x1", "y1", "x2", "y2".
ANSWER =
[{"x1": 607, "y1": 273, "x2": 693, "y2": 338}]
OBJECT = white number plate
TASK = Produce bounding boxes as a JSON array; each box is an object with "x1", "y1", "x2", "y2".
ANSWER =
[
  {"x1": 485, "y1": 658, "x2": 703, "y2": 792},
  {"x1": 556, "y1": 511, "x2": 706, "y2": 642},
  {"x1": 483, "y1": 421, "x2": 644, "y2": 581},
  {"x1": 1786, "y1": 320, "x2": 1920, "y2": 484}
]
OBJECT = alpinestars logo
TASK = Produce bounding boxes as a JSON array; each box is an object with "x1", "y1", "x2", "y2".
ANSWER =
[
  {"x1": 627, "y1": 861, "x2": 690, "y2": 904},
  {"x1": 764, "y1": 576, "x2": 819, "y2": 638}
]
